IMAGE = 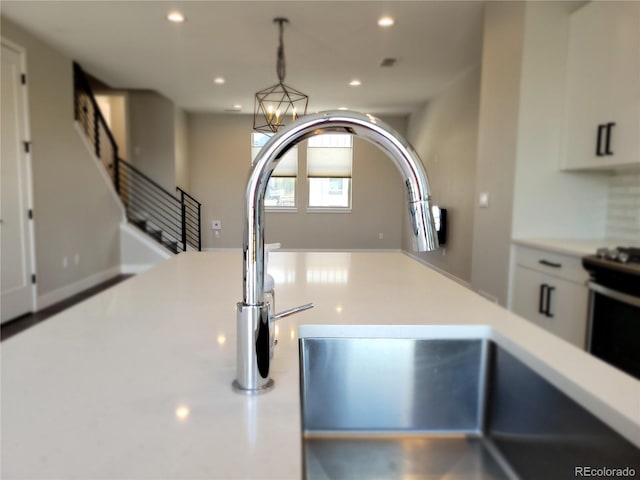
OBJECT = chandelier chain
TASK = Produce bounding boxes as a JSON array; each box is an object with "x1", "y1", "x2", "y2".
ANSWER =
[{"x1": 275, "y1": 18, "x2": 287, "y2": 84}]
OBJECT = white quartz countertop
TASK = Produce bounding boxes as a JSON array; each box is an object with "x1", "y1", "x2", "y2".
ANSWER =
[
  {"x1": 2, "y1": 252, "x2": 639, "y2": 479},
  {"x1": 512, "y1": 237, "x2": 634, "y2": 257}
]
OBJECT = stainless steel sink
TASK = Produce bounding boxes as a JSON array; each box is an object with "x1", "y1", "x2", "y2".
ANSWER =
[{"x1": 299, "y1": 333, "x2": 639, "y2": 479}]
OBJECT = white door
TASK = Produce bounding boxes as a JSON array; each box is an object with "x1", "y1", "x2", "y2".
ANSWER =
[{"x1": 1, "y1": 40, "x2": 35, "y2": 323}]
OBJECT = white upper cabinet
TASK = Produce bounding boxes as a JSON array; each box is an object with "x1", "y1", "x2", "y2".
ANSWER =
[{"x1": 562, "y1": 1, "x2": 639, "y2": 170}]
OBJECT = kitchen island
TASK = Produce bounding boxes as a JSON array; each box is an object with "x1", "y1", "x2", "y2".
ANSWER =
[{"x1": 2, "y1": 251, "x2": 639, "y2": 479}]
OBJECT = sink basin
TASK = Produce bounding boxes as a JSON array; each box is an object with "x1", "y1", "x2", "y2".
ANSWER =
[{"x1": 299, "y1": 327, "x2": 639, "y2": 479}]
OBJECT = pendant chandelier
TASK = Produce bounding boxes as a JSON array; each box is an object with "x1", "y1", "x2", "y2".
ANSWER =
[{"x1": 253, "y1": 17, "x2": 309, "y2": 133}]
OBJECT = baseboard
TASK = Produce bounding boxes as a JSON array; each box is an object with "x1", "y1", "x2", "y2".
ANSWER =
[
  {"x1": 402, "y1": 250, "x2": 472, "y2": 290},
  {"x1": 121, "y1": 222, "x2": 173, "y2": 258},
  {"x1": 278, "y1": 248, "x2": 403, "y2": 253},
  {"x1": 120, "y1": 264, "x2": 156, "y2": 274},
  {"x1": 37, "y1": 265, "x2": 122, "y2": 310},
  {"x1": 202, "y1": 247, "x2": 242, "y2": 252},
  {"x1": 202, "y1": 247, "x2": 403, "y2": 253}
]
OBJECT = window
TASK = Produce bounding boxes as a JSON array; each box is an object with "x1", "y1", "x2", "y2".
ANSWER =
[
  {"x1": 307, "y1": 134, "x2": 353, "y2": 209},
  {"x1": 251, "y1": 133, "x2": 298, "y2": 208}
]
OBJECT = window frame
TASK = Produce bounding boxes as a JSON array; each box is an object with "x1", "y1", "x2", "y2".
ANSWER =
[
  {"x1": 306, "y1": 134, "x2": 353, "y2": 213},
  {"x1": 251, "y1": 132, "x2": 298, "y2": 212}
]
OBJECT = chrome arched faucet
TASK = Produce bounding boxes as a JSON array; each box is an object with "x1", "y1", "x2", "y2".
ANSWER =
[{"x1": 232, "y1": 111, "x2": 439, "y2": 394}]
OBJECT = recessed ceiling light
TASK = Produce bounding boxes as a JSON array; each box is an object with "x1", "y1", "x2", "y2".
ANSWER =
[
  {"x1": 338, "y1": 107, "x2": 349, "y2": 111},
  {"x1": 349, "y1": 79, "x2": 362, "y2": 87},
  {"x1": 378, "y1": 16, "x2": 395, "y2": 27},
  {"x1": 213, "y1": 76, "x2": 226, "y2": 85},
  {"x1": 233, "y1": 104, "x2": 242, "y2": 110},
  {"x1": 167, "y1": 11, "x2": 185, "y2": 23}
]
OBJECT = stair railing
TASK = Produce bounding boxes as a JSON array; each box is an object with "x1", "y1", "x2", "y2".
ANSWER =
[
  {"x1": 177, "y1": 187, "x2": 202, "y2": 252},
  {"x1": 73, "y1": 62, "x2": 201, "y2": 253}
]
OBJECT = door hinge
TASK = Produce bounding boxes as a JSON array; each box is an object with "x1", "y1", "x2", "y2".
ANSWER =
[
  {"x1": 28, "y1": 209, "x2": 33, "y2": 220},
  {"x1": 31, "y1": 274, "x2": 37, "y2": 284},
  {"x1": 23, "y1": 141, "x2": 31, "y2": 153},
  {"x1": 21, "y1": 73, "x2": 26, "y2": 85}
]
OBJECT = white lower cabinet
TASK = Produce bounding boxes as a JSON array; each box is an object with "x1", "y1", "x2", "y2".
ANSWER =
[{"x1": 511, "y1": 246, "x2": 589, "y2": 348}]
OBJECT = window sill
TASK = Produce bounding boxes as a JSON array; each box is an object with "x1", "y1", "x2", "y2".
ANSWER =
[
  {"x1": 306, "y1": 207, "x2": 352, "y2": 214},
  {"x1": 265, "y1": 207, "x2": 298, "y2": 213}
]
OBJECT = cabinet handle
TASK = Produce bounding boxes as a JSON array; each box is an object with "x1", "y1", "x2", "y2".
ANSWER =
[
  {"x1": 596, "y1": 124, "x2": 606, "y2": 156},
  {"x1": 539, "y1": 284, "x2": 547, "y2": 314},
  {"x1": 605, "y1": 122, "x2": 616, "y2": 155},
  {"x1": 545, "y1": 286, "x2": 555, "y2": 318},
  {"x1": 539, "y1": 259, "x2": 562, "y2": 268}
]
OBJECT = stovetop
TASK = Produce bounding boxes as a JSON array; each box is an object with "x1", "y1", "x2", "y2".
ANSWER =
[{"x1": 583, "y1": 246, "x2": 640, "y2": 280}]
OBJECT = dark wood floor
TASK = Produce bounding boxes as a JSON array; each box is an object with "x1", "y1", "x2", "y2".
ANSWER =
[{"x1": 1, "y1": 274, "x2": 132, "y2": 341}]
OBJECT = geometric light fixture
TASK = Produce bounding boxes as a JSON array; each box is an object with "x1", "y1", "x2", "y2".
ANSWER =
[{"x1": 253, "y1": 17, "x2": 309, "y2": 133}]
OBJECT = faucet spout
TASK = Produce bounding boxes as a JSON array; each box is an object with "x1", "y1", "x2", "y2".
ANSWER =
[{"x1": 233, "y1": 110, "x2": 439, "y2": 394}]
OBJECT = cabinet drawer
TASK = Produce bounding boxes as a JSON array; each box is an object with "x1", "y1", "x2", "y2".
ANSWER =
[{"x1": 514, "y1": 246, "x2": 589, "y2": 284}]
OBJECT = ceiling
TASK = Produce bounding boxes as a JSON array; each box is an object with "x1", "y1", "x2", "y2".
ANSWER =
[{"x1": 1, "y1": 1, "x2": 485, "y2": 115}]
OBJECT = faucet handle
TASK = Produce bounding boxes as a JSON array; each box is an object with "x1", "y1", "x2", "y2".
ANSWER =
[
  {"x1": 268, "y1": 303, "x2": 314, "y2": 361},
  {"x1": 272, "y1": 303, "x2": 314, "y2": 320}
]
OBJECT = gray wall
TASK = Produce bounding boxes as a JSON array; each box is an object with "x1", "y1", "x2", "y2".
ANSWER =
[
  {"x1": 127, "y1": 92, "x2": 189, "y2": 194},
  {"x1": 470, "y1": 1, "x2": 610, "y2": 306},
  {"x1": 188, "y1": 113, "x2": 408, "y2": 250},
  {"x1": 1, "y1": 17, "x2": 122, "y2": 297},
  {"x1": 174, "y1": 106, "x2": 189, "y2": 191},
  {"x1": 403, "y1": 67, "x2": 481, "y2": 283},
  {"x1": 470, "y1": 2, "x2": 526, "y2": 305},
  {"x1": 128, "y1": 90, "x2": 177, "y2": 193}
]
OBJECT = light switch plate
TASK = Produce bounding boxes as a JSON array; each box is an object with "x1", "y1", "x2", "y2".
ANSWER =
[{"x1": 479, "y1": 193, "x2": 489, "y2": 208}]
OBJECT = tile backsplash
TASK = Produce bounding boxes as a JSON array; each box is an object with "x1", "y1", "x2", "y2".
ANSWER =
[{"x1": 606, "y1": 171, "x2": 640, "y2": 244}]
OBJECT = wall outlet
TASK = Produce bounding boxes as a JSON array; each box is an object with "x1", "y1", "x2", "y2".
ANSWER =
[
  {"x1": 212, "y1": 220, "x2": 222, "y2": 230},
  {"x1": 379, "y1": 233, "x2": 384, "y2": 240},
  {"x1": 214, "y1": 230, "x2": 220, "y2": 239},
  {"x1": 74, "y1": 254, "x2": 80, "y2": 265},
  {"x1": 63, "y1": 257, "x2": 68, "y2": 268}
]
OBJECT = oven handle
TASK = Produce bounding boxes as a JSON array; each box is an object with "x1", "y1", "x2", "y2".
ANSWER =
[{"x1": 588, "y1": 282, "x2": 640, "y2": 308}]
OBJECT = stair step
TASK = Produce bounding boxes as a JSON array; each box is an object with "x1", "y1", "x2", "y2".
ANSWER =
[
  {"x1": 162, "y1": 239, "x2": 179, "y2": 254},
  {"x1": 132, "y1": 218, "x2": 147, "y2": 230},
  {"x1": 149, "y1": 229, "x2": 163, "y2": 241}
]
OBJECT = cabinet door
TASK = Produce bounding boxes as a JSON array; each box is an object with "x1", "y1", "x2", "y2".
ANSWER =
[
  {"x1": 563, "y1": 1, "x2": 611, "y2": 169},
  {"x1": 512, "y1": 265, "x2": 589, "y2": 348},
  {"x1": 605, "y1": 1, "x2": 640, "y2": 168},
  {"x1": 512, "y1": 266, "x2": 547, "y2": 330},
  {"x1": 563, "y1": 1, "x2": 640, "y2": 170},
  {"x1": 543, "y1": 277, "x2": 589, "y2": 349}
]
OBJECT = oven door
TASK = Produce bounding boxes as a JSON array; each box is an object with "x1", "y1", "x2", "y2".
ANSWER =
[{"x1": 587, "y1": 282, "x2": 640, "y2": 379}]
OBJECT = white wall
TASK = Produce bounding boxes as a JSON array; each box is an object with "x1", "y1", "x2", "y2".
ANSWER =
[
  {"x1": 404, "y1": 67, "x2": 481, "y2": 283},
  {"x1": 510, "y1": 1, "x2": 609, "y2": 240},
  {"x1": 187, "y1": 113, "x2": 408, "y2": 250},
  {"x1": 95, "y1": 93, "x2": 128, "y2": 160},
  {"x1": 1, "y1": 17, "x2": 123, "y2": 301}
]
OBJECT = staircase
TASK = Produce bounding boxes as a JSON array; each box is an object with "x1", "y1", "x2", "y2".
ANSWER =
[{"x1": 73, "y1": 63, "x2": 201, "y2": 253}]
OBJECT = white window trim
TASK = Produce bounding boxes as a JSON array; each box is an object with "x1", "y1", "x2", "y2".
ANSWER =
[
  {"x1": 252, "y1": 132, "x2": 298, "y2": 210},
  {"x1": 266, "y1": 206, "x2": 298, "y2": 213},
  {"x1": 306, "y1": 206, "x2": 352, "y2": 214}
]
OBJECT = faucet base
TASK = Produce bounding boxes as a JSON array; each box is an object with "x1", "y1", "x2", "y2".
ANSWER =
[{"x1": 231, "y1": 378, "x2": 274, "y2": 395}]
